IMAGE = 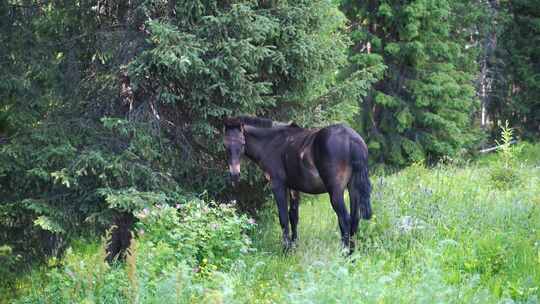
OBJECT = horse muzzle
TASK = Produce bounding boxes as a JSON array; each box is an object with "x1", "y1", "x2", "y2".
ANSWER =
[
  {"x1": 230, "y1": 173, "x2": 240, "y2": 187},
  {"x1": 229, "y1": 163, "x2": 240, "y2": 187}
]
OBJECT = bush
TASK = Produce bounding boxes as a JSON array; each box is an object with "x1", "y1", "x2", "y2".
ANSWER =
[
  {"x1": 0, "y1": 244, "x2": 22, "y2": 297},
  {"x1": 135, "y1": 200, "x2": 255, "y2": 269},
  {"x1": 16, "y1": 199, "x2": 255, "y2": 303},
  {"x1": 489, "y1": 121, "x2": 523, "y2": 189}
]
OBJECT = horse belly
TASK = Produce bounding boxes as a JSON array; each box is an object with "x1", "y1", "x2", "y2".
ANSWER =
[
  {"x1": 299, "y1": 170, "x2": 327, "y2": 194},
  {"x1": 286, "y1": 160, "x2": 327, "y2": 194}
]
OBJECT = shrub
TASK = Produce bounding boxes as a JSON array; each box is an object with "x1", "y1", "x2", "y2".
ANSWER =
[
  {"x1": 135, "y1": 200, "x2": 256, "y2": 269},
  {"x1": 0, "y1": 244, "x2": 22, "y2": 297},
  {"x1": 489, "y1": 121, "x2": 523, "y2": 189},
  {"x1": 16, "y1": 199, "x2": 255, "y2": 303}
]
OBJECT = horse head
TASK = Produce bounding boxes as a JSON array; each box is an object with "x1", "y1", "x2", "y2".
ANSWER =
[{"x1": 223, "y1": 117, "x2": 246, "y2": 187}]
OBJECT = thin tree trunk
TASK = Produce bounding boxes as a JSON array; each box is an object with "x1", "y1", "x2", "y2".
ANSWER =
[{"x1": 479, "y1": 0, "x2": 500, "y2": 127}]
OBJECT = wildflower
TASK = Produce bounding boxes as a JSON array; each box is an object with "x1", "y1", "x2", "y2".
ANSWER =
[
  {"x1": 136, "y1": 208, "x2": 150, "y2": 219},
  {"x1": 175, "y1": 203, "x2": 182, "y2": 209},
  {"x1": 65, "y1": 269, "x2": 76, "y2": 280},
  {"x1": 248, "y1": 218, "x2": 256, "y2": 225}
]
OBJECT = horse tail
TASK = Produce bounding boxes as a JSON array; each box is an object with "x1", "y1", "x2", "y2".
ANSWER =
[{"x1": 349, "y1": 139, "x2": 372, "y2": 223}]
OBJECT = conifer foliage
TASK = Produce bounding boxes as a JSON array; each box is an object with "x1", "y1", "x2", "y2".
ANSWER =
[
  {"x1": 0, "y1": 0, "x2": 351, "y2": 265},
  {"x1": 341, "y1": 0, "x2": 482, "y2": 165}
]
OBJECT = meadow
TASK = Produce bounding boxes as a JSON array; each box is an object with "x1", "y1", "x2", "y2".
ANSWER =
[{"x1": 6, "y1": 143, "x2": 540, "y2": 303}]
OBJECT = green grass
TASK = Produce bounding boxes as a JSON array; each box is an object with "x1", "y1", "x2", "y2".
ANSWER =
[{"x1": 7, "y1": 143, "x2": 540, "y2": 303}]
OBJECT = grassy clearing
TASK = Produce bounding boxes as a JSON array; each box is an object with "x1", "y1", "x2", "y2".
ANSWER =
[{"x1": 6, "y1": 144, "x2": 540, "y2": 303}]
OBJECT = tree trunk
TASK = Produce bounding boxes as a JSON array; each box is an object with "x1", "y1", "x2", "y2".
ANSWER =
[{"x1": 479, "y1": 0, "x2": 500, "y2": 127}]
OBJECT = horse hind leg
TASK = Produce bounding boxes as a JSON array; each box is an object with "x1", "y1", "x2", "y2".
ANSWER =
[
  {"x1": 327, "y1": 187, "x2": 351, "y2": 252},
  {"x1": 318, "y1": 161, "x2": 353, "y2": 252}
]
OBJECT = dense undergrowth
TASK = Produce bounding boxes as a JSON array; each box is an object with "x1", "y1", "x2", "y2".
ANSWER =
[
  {"x1": 8, "y1": 200, "x2": 255, "y2": 303},
  {"x1": 4, "y1": 143, "x2": 540, "y2": 303}
]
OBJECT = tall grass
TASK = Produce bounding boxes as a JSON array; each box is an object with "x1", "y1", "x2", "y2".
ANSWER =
[{"x1": 222, "y1": 143, "x2": 540, "y2": 303}]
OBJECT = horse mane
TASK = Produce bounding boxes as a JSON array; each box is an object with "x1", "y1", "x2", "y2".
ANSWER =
[
  {"x1": 225, "y1": 116, "x2": 300, "y2": 129},
  {"x1": 238, "y1": 116, "x2": 274, "y2": 128}
]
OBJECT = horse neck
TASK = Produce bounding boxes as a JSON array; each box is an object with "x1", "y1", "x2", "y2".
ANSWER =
[{"x1": 243, "y1": 126, "x2": 285, "y2": 164}]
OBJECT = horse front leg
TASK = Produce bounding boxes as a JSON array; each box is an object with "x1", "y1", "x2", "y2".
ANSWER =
[
  {"x1": 271, "y1": 182, "x2": 291, "y2": 252},
  {"x1": 289, "y1": 190, "x2": 300, "y2": 245}
]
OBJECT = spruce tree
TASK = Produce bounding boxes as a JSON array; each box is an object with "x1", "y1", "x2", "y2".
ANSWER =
[{"x1": 341, "y1": 0, "x2": 483, "y2": 165}]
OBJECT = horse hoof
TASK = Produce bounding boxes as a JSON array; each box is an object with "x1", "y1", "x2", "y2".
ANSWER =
[
  {"x1": 282, "y1": 241, "x2": 294, "y2": 254},
  {"x1": 284, "y1": 241, "x2": 298, "y2": 254}
]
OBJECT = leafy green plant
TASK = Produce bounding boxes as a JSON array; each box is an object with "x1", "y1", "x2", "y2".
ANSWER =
[
  {"x1": 0, "y1": 244, "x2": 22, "y2": 298},
  {"x1": 489, "y1": 121, "x2": 523, "y2": 189},
  {"x1": 136, "y1": 200, "x2": 255, "y2": 269},
  {"x1": 16, "y1": 198, "x2": 255, "y2": 303}
]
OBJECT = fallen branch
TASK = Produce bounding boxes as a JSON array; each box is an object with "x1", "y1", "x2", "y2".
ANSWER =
[{"x1": 479, "y1": 140, "x2": 517, "y2": 153}]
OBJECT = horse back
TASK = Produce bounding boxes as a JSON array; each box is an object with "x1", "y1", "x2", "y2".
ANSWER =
[{"x1": 281, "y1": 124, "x2": 365, "y2": 193}]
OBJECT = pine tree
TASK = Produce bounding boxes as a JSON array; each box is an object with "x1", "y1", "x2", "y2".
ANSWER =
[{"x1": 341, "y1": 0, "x2": 483, "y2": 165}]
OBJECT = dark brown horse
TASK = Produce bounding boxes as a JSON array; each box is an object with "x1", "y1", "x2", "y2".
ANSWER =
[{"x1": 223, "y1": 116, "x2": 372, "y2": 253}]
